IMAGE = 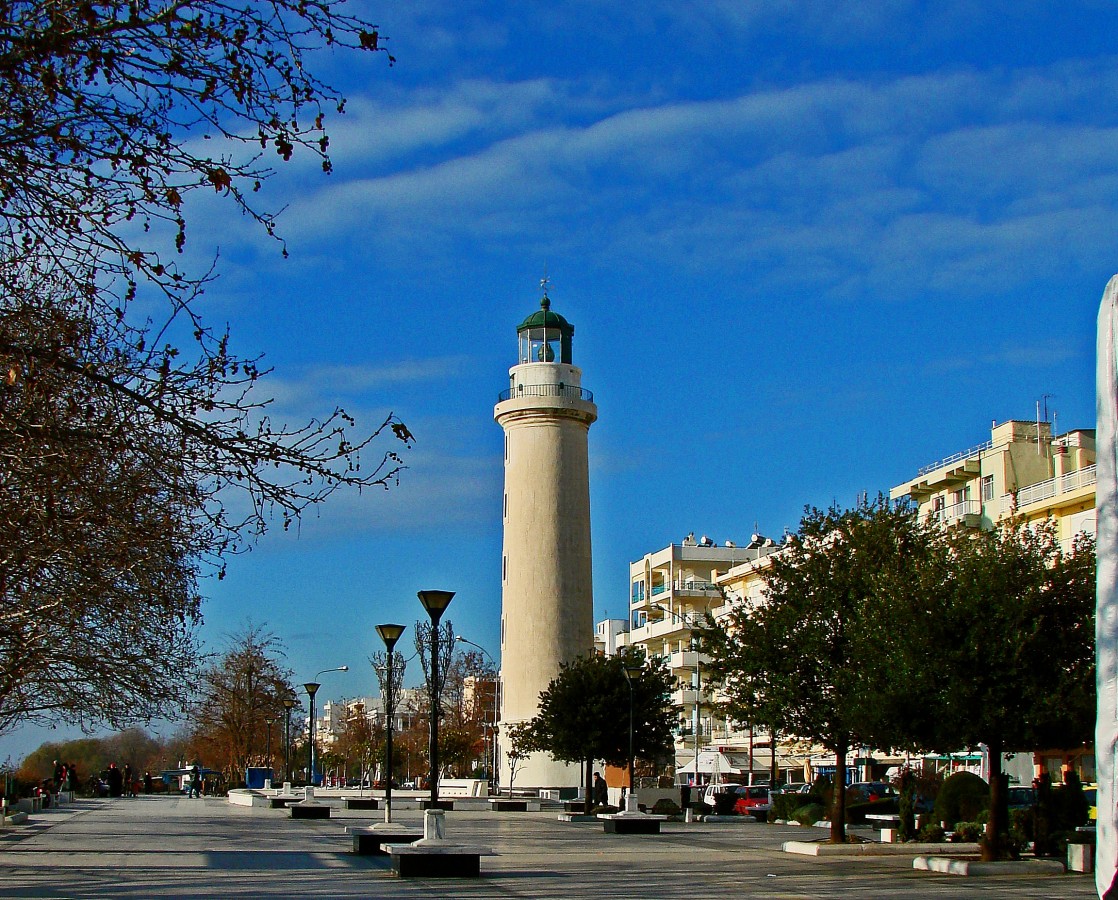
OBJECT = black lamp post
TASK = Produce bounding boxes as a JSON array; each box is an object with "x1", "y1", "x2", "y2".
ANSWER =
[
  {"x1": 375, "y1": 622, "x2": 406, "y2": 824},
  {"x1": 264, "y1": 716, "x2": 274, "y2": 774},
  {"x1": 418, "y1": 589, "x2": 455, "y2": 806},
  {"x1": 305, "y1": 665, "x2": 348, "y2": 786},
  {"x1": 303, "y1": 682, "x2": 320, "y2": 785},
  {"x1": 282, "y1": 697, "x2": 296, "y2": 782}
]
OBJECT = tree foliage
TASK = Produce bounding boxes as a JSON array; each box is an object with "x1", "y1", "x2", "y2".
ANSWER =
[
  {"x1": 699, "y1": 496, "x2": 934, "y2": 843},
  {"x1": 189, "y1": 624, "x2": 300, "y2": 783},
  {"x1": 917, "y1": 520, "x2": 1095, "y2": 859},
  {"x1": 0, "y1": 0, "x2": 408, "y2": 737},
  {"x1": 700, "y1": 497, "x2": 1095, "y2": 855},
  {"x1": 0, "y1": 0, "x2": 393, "y2": 303},
  {"x1": 524, "y1": 650, "x2": 675, "y2": 805}
]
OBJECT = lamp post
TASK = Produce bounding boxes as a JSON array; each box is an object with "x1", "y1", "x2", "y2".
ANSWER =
[
  {"x1": 282, "y1": 697, "x2": 297, "y2": 782},
  {"x1": 305, "y1": 665, "x2": 348, "y2": 787},
  {"x1": 264, "y1": 716, "x2": 275, "y2": 774},
  {"x1": 455, "y1": 635, "x2": 500, "y2": 794},
  {"x1": 418, "y1": 589, "x2": 455, "y2": 807},
  {"x1": 622, "y1": 662, "x2": 644, "y2": 797},
  {"x1": 375, "y1": 623, "x2": 406, "y2": 825}
]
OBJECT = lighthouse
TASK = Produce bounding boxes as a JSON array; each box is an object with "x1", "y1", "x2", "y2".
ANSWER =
[{"x1": 494, "y1": 283, "x2": 597, "y2": 790}]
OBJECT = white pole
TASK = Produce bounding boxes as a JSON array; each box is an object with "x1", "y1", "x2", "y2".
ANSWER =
[{"x1": 1095, "y1": 274, "x2": 1118, "y2": 899}]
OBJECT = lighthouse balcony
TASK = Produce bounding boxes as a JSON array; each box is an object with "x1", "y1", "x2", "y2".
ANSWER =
[{"x1": 498, "y1": 384, "x2": 594, "y2": 403}]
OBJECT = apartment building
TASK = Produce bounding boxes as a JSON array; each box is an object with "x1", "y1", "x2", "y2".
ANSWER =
[
  {"x1": 889, "y1": 418, "x2": 1096, "y2": 545},
  {"x1": 622, "y1": 534, "x2": 782, "y2": 783}
]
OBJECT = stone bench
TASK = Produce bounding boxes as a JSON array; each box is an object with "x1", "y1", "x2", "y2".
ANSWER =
[
  {"x1": 598, "y1": 795, "x2": 668, "y2": 834},
  {"x1": 289, "y1": 803, "x2": 330, "y2": 819},
  {"x1": 489, "y1": 798, "x2": 539, "y2": 812},
  {"x1": 345, "y1": 825, "x2": 423, "y2": 855},
  {"x1": 288, "y1": 787, "x2": 331, "y2": 819},
  {"x1": 383, "y1": 809, "x2": 493, "y2": 878},
  {"x1": 343, "y1": 798, "x2": 380, "y2": 811}
]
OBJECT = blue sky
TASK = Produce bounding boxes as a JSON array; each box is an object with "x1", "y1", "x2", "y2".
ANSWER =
[{"x1": 3, "y1": 0, "x2": 1116, "y2": 761}]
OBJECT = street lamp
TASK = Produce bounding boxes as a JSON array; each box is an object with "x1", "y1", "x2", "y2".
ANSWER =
[
  {"x1": 264, "y1": 716, "x2": 275, "y2": 773},
  {"x1": 456, "y1": 636, "x2": 500, "y2": 794},
  {"x1": 375, "y1": 622, "x2": 406, "y2": 824},
  {"x1": 622, "y1": 662, "x2": 644, "y2": 797},
  {"x1": 282, "y1": 696, "x2": 297, "y2": 782},
  {"x1": 305, "y1": 665, "x2": 348, "y2": 787},
  {"x1": 418, "y1": 589, "x2": 455, "y2": 807}
]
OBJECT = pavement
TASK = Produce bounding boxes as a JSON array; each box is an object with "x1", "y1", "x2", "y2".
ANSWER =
[{"x1": 0, "y1": 795, "x2": 1099, "y2": 899}]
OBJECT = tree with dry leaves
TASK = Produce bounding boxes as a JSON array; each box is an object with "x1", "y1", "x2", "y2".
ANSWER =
[{"x1": 0, "y1": 0, "x2": 408, "y2": 737}]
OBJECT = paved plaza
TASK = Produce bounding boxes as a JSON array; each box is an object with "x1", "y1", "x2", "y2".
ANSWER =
[{"x1": 0, "y1": 796, "x2": 1098, "y2": 899}]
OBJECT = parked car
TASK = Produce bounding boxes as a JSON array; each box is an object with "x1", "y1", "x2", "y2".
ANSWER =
[
  {"x1": 733, "y1": 785, "x2": 771, "y2": 819},
  {"x1": 702, "y1": 782, "x2": 749, "y2": 814},
  {"x1": 1084, "y1": 784, "x2": 1097, "y2": 821},
  {"x1": 847, "y1": 782, "x2": 896, "y2": 803}
]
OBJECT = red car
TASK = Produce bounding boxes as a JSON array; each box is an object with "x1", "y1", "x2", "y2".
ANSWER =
[{"x1": 733, "y1": 785, "x2": 771, "y2": 818}]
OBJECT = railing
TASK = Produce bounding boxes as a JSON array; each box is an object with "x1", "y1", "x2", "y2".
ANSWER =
[
  {"x1": 916, "y1": 439, "x2": 994, "y2": 477},
  {"x1": 1001, "y1": 464, "x2": 1097, "y2": 513},
  {"x1": 497, "y1": 383, "x2": 594, "y2": 402},
  {"x1": 930, "y1": 499, "x2": 980, "y2": 523}
]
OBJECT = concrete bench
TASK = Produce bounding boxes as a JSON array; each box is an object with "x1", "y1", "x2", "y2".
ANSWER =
[
  {"x1": 345, "y1": 825, "x2": 423, "y2": 855},
  {"x1": 489, "y1": 798, "x2": 539, "y2": 812},
  {"x1": 385, "y1": 843, "x2": 485, "y2": 877},
  {"x1": 343, "y1": 798, "x2": 380, "y2": 811},
  {"x1": 382, "y1": 809, "x2": 493, "y2": 878}
]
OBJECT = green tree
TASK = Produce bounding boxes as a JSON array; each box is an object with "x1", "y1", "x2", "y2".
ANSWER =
[
  {"x1": 922, "y1": 520, "x2": 1095, "y2": 860},
  {"x1": 700, "y1": 497, "x2": 933, "y2": 843},
  {"x1": 524, "y1": 650, "x2": 674, "y2": 808}
]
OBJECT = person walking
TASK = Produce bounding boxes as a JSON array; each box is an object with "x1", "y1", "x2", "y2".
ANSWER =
[
  {"x1": 593, "y1": 772, "x2": 608, "y2": 808},
  {"x1": 189, "y1": 764, "x2": 201, "y2": 798}
]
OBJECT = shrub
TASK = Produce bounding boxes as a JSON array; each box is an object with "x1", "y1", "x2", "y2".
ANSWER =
[
  {"x1": 1009, "y1": 807, "x2": 1033, "y2": 847},
  {"x1": 793, "y1": 803, "x2": 825, "y2": 826},
  {"x1": 770, "y1": 792, "x2": 806, "y2": 822},
  {"x1": 952, "y1": 821, "x2": 983, "y2": 842},
  {"x1": 651, "y1": 799, "x2": 680, "y2": 816},
  {"x1": 919, "y1": 822, "x2": 945, "y2": 843},
  {"x1": 934, "y1": 772, "x2": 989, "y2": 829}
]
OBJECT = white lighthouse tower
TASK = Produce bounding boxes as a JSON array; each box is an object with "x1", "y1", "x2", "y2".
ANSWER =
[{"x1": 494, "y1": 283, "x2": 597, "y2": 790}]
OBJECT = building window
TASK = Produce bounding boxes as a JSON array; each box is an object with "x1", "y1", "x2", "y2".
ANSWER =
[
  {"x1": 982, "y1": 475, "x2": 994, "y2": 502},
  {"x1": 502, "y1": 554, "x2": 507, "y2": 582},
  {"x1": 503, "y1": 492, "x2": 508, "y2": 520},
  {"x1": 631, "y1": 580, "x2": 645, "y2": 602}
]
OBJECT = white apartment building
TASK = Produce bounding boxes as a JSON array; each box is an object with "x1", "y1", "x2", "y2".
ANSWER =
[{"x1": 620, "y1": 534, "x2": 782, "y2": 784}]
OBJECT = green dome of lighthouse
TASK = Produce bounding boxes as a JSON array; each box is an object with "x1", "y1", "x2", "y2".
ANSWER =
[
  {"x1": 516, "y1": 292, "x2": 574, "y2": 365},
  {"x1": 517, "y1": 296, "x2": 574, "y2": 337}
]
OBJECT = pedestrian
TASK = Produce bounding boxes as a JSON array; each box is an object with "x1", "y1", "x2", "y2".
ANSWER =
[
  {"x1": 106, "y1": 764, "x2": 123, "y2": 798},
  {"x1": 189, "y1": 763, "x2": 201, "y2": 798},
  {"x1": 143, "y1": 772, "x2": 153, "y2": 794},
  {"x1": 123, "y1": 764, "x2": 133, "y2": 798},
  {"x1": 593, "y1": 771, "x2": 608, "y2": 807}
]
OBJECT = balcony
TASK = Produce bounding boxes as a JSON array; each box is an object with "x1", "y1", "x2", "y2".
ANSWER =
[
  {"x1": 668, "y1": 650, "x2": 702, "y2": 672},
  {"x1": 931, "y1": 499, "x2": 981, "y2": 527},
  {"x1": 1001, "y1": 464, "x2": 1096, "y2": 514},
  {"x1": 497, "y1": 383, "x2": 594, "y2": 402},
  {"x1": 671, "y1": 688, "x2": 700, "y2": 707}
]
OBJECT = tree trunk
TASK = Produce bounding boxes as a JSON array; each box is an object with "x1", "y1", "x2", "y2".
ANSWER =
[
  {"x1": 585, "y1": 757, "x2": 594, "y2": 813},
  {"x1": 830, "y1": 741, "x2": 847, "y2": 843},
  {"x1": 770, "y1": 728, "x2": 780, "y2": 786},
  {"x1": 982, "y1": 741, "x2": 1008, "y2": 861}
]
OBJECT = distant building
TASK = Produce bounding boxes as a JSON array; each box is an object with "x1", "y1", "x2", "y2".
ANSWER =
[{"x1": 620, "y1": 535, "x2": 782, "y2": 783}]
